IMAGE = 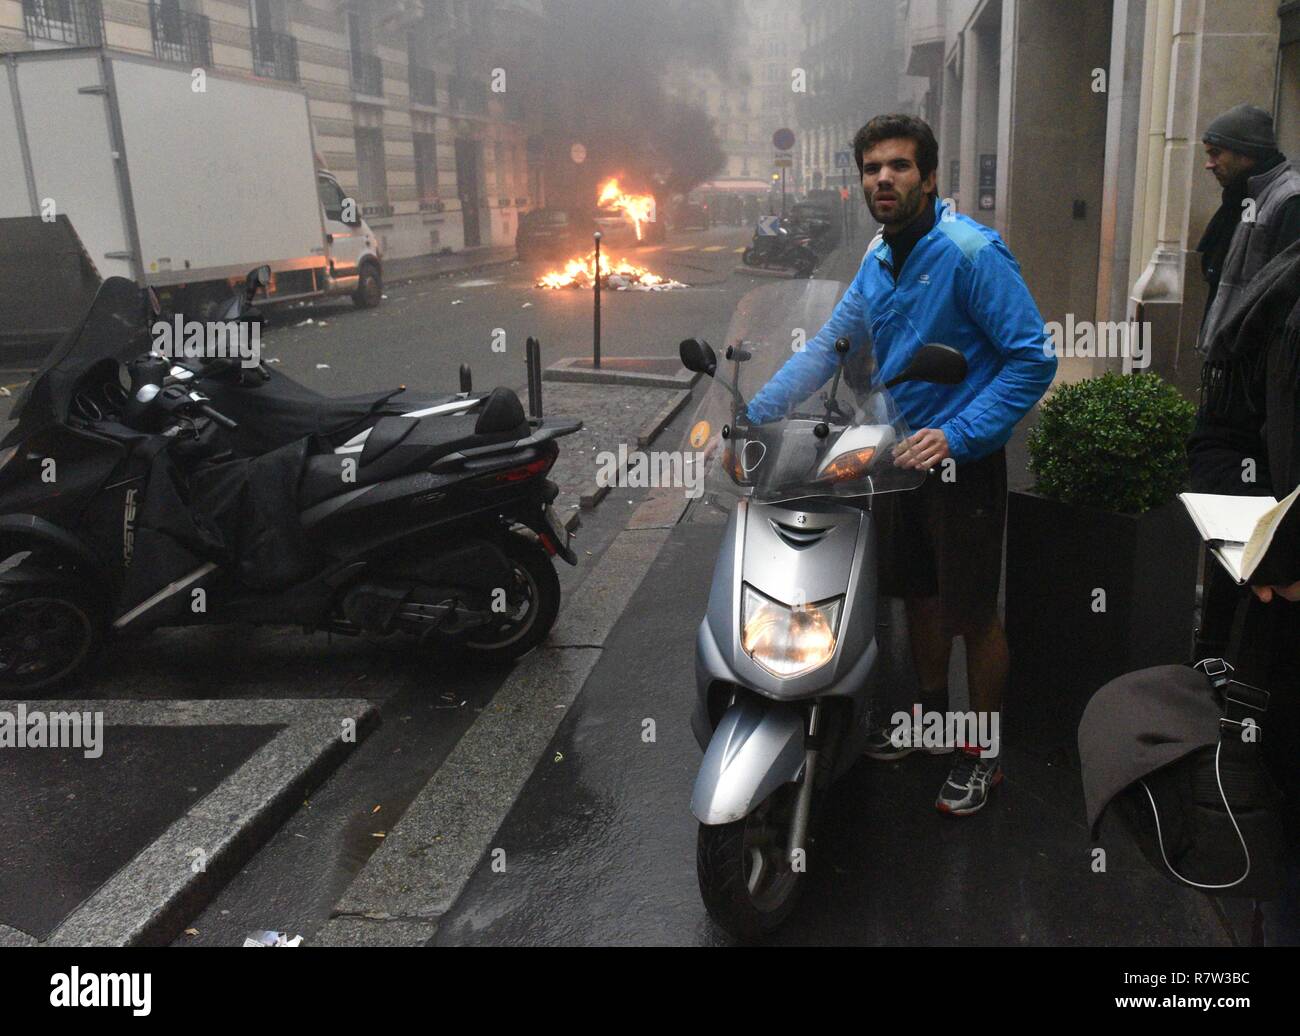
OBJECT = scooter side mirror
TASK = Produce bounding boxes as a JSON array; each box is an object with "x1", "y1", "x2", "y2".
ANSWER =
[
  {"x1": 885, "y1": 343, "x2": 967, "y2": 389},
  {"x1": 680, "y1": 338, "x2": 718, "y2": 377},
  {"x1": 460, "y1": 364, "x2": 473, "y2": 394}
]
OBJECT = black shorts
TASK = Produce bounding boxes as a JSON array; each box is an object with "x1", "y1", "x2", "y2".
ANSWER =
[{"x1": 874, "y1": 448, "x2": 1007, "y2": 636}]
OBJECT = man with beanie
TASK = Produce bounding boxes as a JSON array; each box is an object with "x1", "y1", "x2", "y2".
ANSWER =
[{"x1": 1196, "y1": 103, "x2": 1300, "y2": 354}]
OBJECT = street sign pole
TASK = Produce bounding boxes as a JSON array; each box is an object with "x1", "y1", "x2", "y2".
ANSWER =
[
  {"x1": 592, "y1": 231, "x2": 602, "y2": 370},
  {"x1": 781, "y1": 169, "x2": 786, "y2": 217}
]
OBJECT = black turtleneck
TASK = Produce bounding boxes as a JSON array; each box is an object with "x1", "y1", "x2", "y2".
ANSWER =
[{"x1": 882, "y1": 195, "x2": 936, "y2": 281}]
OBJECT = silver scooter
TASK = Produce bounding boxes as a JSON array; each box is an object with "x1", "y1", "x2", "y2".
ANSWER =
[{"x1": 679, "y1": 280, "x2": 966, "y2": 941}]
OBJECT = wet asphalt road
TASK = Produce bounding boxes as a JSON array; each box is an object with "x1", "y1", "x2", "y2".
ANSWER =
[{"x1": 433, "y1": 512, "x2": 1230, "y2": 947}]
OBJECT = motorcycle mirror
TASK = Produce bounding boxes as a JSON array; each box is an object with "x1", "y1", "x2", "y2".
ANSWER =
[
  {"x1": 885, "y1": 343, "x2": 967, "y2": 389},
  {"x1": 245, "y1": 265, "x2": 271, "y2": 302},
  {"x1": 679, "y1": 338, "x2": 717, "y2": 377},
  {"x1": 834, "y1": 336, "x2": 851, "y2": 355}
]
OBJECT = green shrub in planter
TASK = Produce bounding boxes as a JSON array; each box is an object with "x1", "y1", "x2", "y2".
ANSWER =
[{"x1": 1026, "y1": 372, "x2": 1196, "y2": 515}]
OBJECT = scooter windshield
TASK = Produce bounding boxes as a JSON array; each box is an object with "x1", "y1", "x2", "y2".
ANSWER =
[{"x1": 684, "y1": 279, "x2": 925, "y2": 505}]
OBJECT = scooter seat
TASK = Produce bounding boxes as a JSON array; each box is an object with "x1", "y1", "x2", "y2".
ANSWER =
[{"x1": 297, "y1": 396, "x2": 531, "y2": 509}]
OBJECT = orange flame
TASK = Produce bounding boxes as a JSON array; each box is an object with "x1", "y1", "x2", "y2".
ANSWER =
[
  {"x1": 536, "y1": 251, "x2": 676, "y2": 290},
  {"x1": 597, "y1": 178, "x2": 656, "y2": 241}
]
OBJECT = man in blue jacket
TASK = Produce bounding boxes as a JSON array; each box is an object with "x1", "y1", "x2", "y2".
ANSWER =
[{"x1": 748, "y1": 114, "x2": 1056, "y2": 816}]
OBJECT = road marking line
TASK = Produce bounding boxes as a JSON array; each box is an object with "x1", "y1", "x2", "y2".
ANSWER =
[
  {"x1": 734, "y1": 247, "x2": 746, "y2": 253},
  {"x1": 670, "y1": 245, "x2": 694, "y2": 252},
  {"x1": 701, "y1": 245, "x2": 726, "y2": 252}
]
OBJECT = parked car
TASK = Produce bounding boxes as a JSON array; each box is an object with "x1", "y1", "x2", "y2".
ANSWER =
[
  {"x1": 673, "y1": 201, "x2": 710, "y2": 231},
  {"x1": 516, "y1": 209, "x2": 586, "y2": 260}
]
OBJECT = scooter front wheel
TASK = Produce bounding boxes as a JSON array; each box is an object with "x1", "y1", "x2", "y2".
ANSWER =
[{"x1": 696, "y1": 785, "x2": 803, "y2": 941}]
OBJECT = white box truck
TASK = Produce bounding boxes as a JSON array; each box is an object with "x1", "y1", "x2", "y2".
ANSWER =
[{"x1": 0, "y1": 47, "x2": 383, "y2": 317}]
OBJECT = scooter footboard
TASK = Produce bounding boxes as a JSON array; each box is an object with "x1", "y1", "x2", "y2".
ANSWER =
[{"x1": 691, "y1": 696, "x2": 805, "y2": 825}]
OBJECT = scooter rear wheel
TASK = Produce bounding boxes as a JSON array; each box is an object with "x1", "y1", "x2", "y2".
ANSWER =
[
  {"x1": 697, "y1": 785, "x2": 803, "y2": 941},
  {"x1": 459, "y1": 534, "x2": 560, "y2": 660}
]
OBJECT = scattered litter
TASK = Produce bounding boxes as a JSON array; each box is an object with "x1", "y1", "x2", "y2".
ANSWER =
[
  {"x1": 264, "y1": 357, "x2": 281, "y2": 364},
  {"x1": 295, "y1": 318, "x2": 315, "y2": 327},
  {"x1": 372, "y1": 832, "x2": 386, "y2": 839},
  {"x1": 553, "y1": 751, "x2": 564, "y2": 763},
  {"x1": 318, "y1": 321, "x2": 329, "y2": 327},
  {"x1": 456, "y1": 279, "x2": 499, "y2": 288},
  {"x1": 243, "y1": 931, "x2": 304, "y2": 947},
  {"x1": 371, "y1": 805, "x2": 382, "y2": 814},
  {"x1": 315, "y1": 364, "x2": 330, "y2": 370},
  {"x1": 521, "y1": 302, "x2": 533, "y2": 309},
  {"x1": 451, "y1": 299, "x2": 464, "y2": 305},
  {"x1": 381, "y1": 294, "x2": 389, "y2": 300},
  {"x1": 184, "y1": 928, "x2": 199, "y2": 937},
  {"x1": 0, "y1": 387, "x2": 10, "y2": 398}
]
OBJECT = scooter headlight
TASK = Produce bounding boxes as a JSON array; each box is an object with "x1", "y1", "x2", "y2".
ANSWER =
[{"x1": 740, "y1": 584, "x2": 842, "y2": 678}]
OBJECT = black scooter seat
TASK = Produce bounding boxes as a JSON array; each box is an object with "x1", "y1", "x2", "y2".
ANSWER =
[{"x1": 298, "y1": 390, "x2": 530, "y2": 508}]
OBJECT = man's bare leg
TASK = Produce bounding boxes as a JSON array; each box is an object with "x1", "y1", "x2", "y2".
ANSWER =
[
  {"x1": 904, "y1": 595, "x2": 952, "y2": 701},
  {"x1": 962, "y1": 617, "x2": 1009, "y2": 718}
]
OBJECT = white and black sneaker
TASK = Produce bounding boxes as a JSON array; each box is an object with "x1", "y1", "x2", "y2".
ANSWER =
[
  {"x1": 935, "y1": 748, "x2": 1003, "y2": 815},
  {"x1": 862, "y1": 715, "x2": 955, "y2": 760}
]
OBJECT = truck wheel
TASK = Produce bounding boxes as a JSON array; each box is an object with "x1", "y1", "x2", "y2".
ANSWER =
[{"x1": 353, "y1": 262, "x2": 383, "y2": 309}]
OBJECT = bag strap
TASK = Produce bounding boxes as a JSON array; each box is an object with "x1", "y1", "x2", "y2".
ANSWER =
[{"x1": 1138, "y1": 656, "x2": 1263, "y2": 893}]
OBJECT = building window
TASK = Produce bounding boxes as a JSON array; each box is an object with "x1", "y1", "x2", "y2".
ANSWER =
[
  {"x1": 22, "y1": 0, "x2": 104, "y2": 46},
  {"x1": 354, "y1": 127, "x2": 390, "y2": 216},
  {"x1": 414, "y1": 132, "x2": 438, "y2": 205},
  {"x1": 348, "y1": 9, "x2": 384, "y2": 97},
  {"x1": 150, "y1": 0, "x2": 212, "y2": 67},
  {"x1": 249, "y1": 0, "x2": 298, "y2": 82}
]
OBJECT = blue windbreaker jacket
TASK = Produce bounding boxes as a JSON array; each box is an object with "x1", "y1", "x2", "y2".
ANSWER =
[{"x1": 746, "y1": 197, "x2": 1057, "y2": 463}]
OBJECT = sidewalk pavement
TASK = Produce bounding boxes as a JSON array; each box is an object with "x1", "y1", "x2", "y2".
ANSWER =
[{"x1": 0, "y1": 356, "x2": 697, "y2": 947}]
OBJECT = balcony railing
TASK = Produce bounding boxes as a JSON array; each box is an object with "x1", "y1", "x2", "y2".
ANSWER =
[
  {"x1": 149, "y1": 2, "x2": 212, "y2": 67},
  {"x1": 251, "y1": 28, "x2": 298, "y2": 83},
  {"x1": 410, "y1": 65, "x2": 437, "y2": 107},
  {"x1": 351, "y1": 50, "x2": 384, "y2": 97},
  {"x1": 22, "y1": 0, "x2": 105, "y2": 46}
]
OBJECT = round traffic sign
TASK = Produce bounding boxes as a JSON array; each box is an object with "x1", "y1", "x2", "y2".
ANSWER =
[
  {"x1": 570, "y1": 143, "x2": 587, "y2": 164},
  {"x1": 772, "y1": 128, "x2": 795, "y2": 151}
]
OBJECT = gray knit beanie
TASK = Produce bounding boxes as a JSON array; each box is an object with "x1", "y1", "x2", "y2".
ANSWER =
[{"x1": 1202, "y1": 103, "x2": 1278, "y2": 158}]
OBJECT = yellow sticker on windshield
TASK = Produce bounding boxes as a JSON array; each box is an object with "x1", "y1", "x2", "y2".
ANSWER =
[{"x1": 690, "y1": 421, "x2": 711, "y2": 448}]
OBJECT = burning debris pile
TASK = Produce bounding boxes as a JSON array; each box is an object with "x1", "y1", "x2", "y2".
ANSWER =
[
  {"x1": 537, "y1": 252, "x2": 686, "y2": 291},
  {"x1": 537, "y1": 178, "x2": 687, "y2": 291}
]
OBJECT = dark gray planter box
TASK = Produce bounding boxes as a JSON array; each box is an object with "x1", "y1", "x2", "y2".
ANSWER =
[{"x1": 1003, "y1": 491, "x2": 1200, "y2": 762}]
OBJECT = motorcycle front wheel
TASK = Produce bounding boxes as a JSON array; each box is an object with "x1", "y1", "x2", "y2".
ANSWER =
[
  {"x1": 0, "y1": 583, "x2": 103, "y2": 694},
  {"x1": 696, "y1": 783, "x2": 803, "y2": 941}
]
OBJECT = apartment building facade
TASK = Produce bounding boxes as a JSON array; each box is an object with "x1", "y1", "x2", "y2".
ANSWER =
[
  {"x1": 1, "y1": 0, "x2": 544, "y2": 259},
  {"x1": 796, "y1": 0, "x2": 902, "y2": 195},
  {"x1": 666, "y1": 0, "x2": 802, "y2": 200}
]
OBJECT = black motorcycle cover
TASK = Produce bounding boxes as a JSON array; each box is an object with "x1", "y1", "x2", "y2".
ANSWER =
[
  {"x1": 200, "y1": 368, "x2": 404, "y2": 456},
  {"x1": 117, "y1": 435, "x2": 321, "y2": 619}
]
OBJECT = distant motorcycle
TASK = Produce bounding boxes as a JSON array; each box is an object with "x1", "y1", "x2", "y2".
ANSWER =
[{"x1": 742, "y1": 219, "x2": 818, "y2": 278}]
